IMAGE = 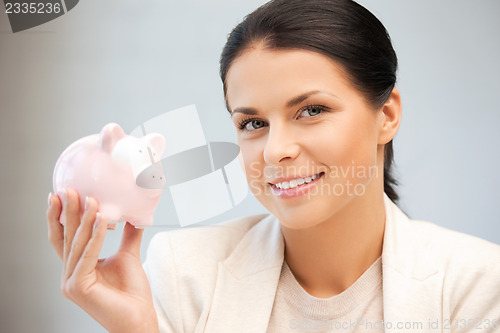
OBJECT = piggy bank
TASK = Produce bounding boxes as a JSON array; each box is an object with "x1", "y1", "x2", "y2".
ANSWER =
[{"x1": 53, "y1": 123, "x2": 166, "y2": 229}]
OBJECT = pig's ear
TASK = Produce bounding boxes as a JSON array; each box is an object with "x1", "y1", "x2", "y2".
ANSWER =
[
  {"x1": 98, "y1": 123, "x2": 126, "y2": 153},
  {"x1": 146, "y1": 133, "x2": 166, "y2": 157}
]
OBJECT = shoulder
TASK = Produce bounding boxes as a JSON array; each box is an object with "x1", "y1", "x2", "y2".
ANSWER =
[
  {"x1": 145, "y1": 213, "x2": 270, "y2": 278},
  {"x1": 146, "y1": 213, "x2": 269, "y2": 263},
  {"x1": 385, "y1": 196, "x2": 499, "y2": 273},
  {"x1": 143, "y1": 214, "x2": 271, "y2": 331},
  {"x1": 384, "y1": 198, "x2": 500, "y2": 280},
  {"x1": 405, "y1": 218, "x2": 500, "y2": 270},
  {"x1": 385, "y1": 197, "x2": 500, "y2": 320},
  {"x1": 406, "y1": 218, "x2": 500, "y2": 317}
]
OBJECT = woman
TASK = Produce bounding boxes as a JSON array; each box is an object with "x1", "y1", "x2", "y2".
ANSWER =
[{"x1": 47, "y1": 0, "x2": 500, "y2": 332}]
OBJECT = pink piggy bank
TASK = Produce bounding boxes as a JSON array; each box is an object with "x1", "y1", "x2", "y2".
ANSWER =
[{"x1": 53, "y1": 123, "x2": 166, "y2": 229}]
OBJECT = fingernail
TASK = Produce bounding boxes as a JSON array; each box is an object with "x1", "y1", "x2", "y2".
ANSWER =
[
  {"x1": 48, "y1": 192, "x2": 52, "y2": 207},
  {"x1": 84, "y1": 196, "x2": 89, "y2": 211}
]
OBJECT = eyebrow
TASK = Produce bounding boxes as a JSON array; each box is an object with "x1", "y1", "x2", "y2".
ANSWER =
[
  {"x1": 230, "y1": 107, "x2": 258, "y2": 117},
  {"x1": 286, "y1": 90, "x2": 323, "y2": 108},
  {"x1": 230, "y1": 90, "x2": 335, "y2": 116}
]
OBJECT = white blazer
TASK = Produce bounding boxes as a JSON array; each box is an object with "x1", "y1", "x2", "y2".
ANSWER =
[{"x1": 144, "y1": 194, "x2": 500, "y2": 332}]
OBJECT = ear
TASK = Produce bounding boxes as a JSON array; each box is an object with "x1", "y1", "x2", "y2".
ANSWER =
[
  {"x1": 146, "y1": 133, "x2": 166, "y2": 158},
  {"x1": 98, "y1": 123, "x2": 126, "y2": 153},
  {"x1": 378, "y1": 87, "x2": 402, "y2": 145}
]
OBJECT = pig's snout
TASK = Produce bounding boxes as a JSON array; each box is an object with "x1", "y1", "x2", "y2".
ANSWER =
[{"x1": 136, "y1": 162, "x2": 166, "y2": 189}]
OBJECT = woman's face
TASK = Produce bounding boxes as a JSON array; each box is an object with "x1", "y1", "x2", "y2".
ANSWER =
[{"x1": 226, "y1": 48, "x2": 386, "y2": 229}]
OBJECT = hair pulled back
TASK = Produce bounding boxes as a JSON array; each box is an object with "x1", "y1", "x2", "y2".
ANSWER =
[{"x1": 220, "y1": 0, "x2": 399, "y2": 202}]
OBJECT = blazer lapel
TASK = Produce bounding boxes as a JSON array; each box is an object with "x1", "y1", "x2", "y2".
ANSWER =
[
  {"x1": 382, "y1": 194, "x2": 444, "y2": 332},
  {"x1": 204, "y1": 215, "x2": 284, "y2": 333}
]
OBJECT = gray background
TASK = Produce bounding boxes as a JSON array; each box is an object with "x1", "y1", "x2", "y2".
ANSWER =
[{"x1": 1, "y1": 0, "x2": 499, "y2": 332}]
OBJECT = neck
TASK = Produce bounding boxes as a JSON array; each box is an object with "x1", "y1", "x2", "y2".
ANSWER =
[{"x1": 280, "y1": 189, "x2": 386, "y2": 298}]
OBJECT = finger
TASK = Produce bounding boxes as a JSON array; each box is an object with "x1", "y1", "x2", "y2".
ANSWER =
[
  {"x1": 74, "y1": 212, "x2": 108, "y2": 277},
  {"x1": 64, "y1": 196, "x2": 99, "y2": 278},
  {"x1": 62, "y1": 188, "x2": 82, "y2": 263},
  {"x1": 47, "y1": 192, "x2": 64, "y2": 259},
  {"x1": 119, "y1": 222, "x2": 144, "y2": 257}
]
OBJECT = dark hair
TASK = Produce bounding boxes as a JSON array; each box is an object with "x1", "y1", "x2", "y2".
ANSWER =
[{"x1": 220, "y1": 0, "x2": 399, "y2": 203}]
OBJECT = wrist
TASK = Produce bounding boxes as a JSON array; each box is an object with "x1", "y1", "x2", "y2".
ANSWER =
[{"x1": 107, "y1": 308, "x2": 159, "y2": 333}]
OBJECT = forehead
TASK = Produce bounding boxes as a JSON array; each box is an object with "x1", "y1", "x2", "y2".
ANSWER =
[{"x1": 225, "y1": 48, "x2": 358, "y2": 110}]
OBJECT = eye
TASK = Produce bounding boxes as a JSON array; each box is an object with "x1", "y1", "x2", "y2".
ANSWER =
[
  {"x1": 299, "y1": 105, "x2": 326, "y2": 117},
  {"x1": 239, "y1": 118, "x2": 268, "y2": 131}
]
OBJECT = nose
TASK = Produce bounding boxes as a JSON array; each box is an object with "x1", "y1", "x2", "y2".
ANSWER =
[
  {"x1": 136, "y1": 162, "x2": 167, "y2": 189},
  {"x1": 263, "y1": 123, "x2": 300, "y2": 165}
]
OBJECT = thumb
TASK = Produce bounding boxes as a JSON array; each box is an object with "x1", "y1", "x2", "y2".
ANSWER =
[{"x1": 119, "y1": 222, "x2": 144, "y2": 257}]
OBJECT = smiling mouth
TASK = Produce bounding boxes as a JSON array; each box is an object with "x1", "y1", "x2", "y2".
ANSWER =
[{"x1": 271, "y1": 172, "x2": 324, "y2": 189}]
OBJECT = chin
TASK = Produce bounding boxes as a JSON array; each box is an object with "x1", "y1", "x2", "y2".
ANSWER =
[
  {"x1": 263, "y1": 191, "x2": 358, "y2": 230},
  {"x1": 278, "y1": 218, "x2": 322, "y2": 230},
  {"x1": 266, "y1": 201, "x2": 334, "y2": 230}
]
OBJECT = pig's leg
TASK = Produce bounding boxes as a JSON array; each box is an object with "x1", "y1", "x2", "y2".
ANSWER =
[
  {"x1": 99, "y1": 204, "x2": 120, "y2": 230},
  {"x1": 133, "y1": 214, "x2": 153, "y2": 229}
]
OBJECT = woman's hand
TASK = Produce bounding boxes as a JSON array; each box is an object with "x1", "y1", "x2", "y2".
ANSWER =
[{"x1": 47, "y1": 188, "x2": 159, "y2": 333}]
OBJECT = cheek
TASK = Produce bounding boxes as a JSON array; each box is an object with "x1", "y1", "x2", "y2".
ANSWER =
[
  {"x1": 311, "y1": 118, "x2": 379, "y2": 184},
  {"x1": 238, "y1": 141, "x2": 266, "y2": 191}
]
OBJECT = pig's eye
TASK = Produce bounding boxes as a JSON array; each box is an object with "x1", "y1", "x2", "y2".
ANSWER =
[{"x1": 139, "y1": 149, "x2": 142, "y2": 153}]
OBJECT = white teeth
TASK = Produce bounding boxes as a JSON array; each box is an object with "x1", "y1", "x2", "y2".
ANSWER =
[{"x1": 274, "y1": 173, "x2": 321, "y2": 190}]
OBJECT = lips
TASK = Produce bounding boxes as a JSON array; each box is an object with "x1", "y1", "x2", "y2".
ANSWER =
[{"x1": 271, "y1": 172, "x2": 323, "y2": 189}]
